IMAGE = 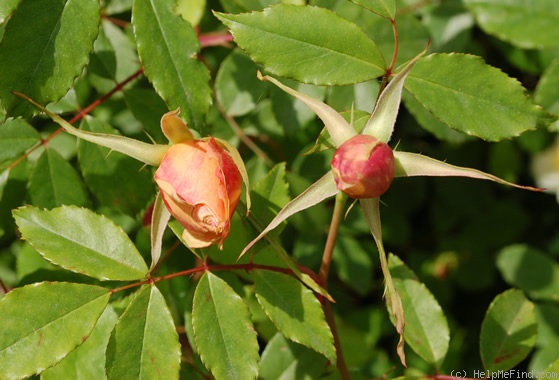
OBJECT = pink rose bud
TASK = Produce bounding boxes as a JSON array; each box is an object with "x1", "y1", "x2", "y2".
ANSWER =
[
  {"x1": 154, "y1": 137, "x2": 242, "y2": 249},
  {"x1": 331, "y1": 134, "x2": 395, "y2": 198}
]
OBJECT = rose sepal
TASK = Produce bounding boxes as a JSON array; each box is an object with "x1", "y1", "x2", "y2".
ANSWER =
[
  {"x1": 394, "y1": 151, "x2": 544, "y2": 192},
  {"x1": 15, "y1": 92, "x2": 169, "y2": 166}
]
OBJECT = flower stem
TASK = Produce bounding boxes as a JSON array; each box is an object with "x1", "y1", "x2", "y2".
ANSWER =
[
  {"x1": 318, "y1": 191, "x2": 350, "y2": 380},
  {"x1": 319, "y1": 191, "x2": 346, "y2": 285}
]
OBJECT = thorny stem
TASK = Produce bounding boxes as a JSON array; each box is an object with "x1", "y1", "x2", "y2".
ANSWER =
[
  {"x1": 319, "y1": 191, "x2": 350, "y2": 380},
  {"x1": 197, "y1": 31, "x2": 234, "y2": 47},
  {"x1": 319, "y1": 191, "x2": 347, "y2": 285},
  {"x1": 7, "y1": 68, "x2": 144, "y2": 172},
  {"x1": 110, "y1": 262, "x2": 303, "y2": 294},
  {"x1": 378, "y1": 17, "x2": 400, "y2": 97}
]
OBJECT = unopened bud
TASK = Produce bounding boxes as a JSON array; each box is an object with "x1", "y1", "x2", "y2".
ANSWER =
[{"x1": 331, "y1": 135, "x2": 395, "y2": 198}]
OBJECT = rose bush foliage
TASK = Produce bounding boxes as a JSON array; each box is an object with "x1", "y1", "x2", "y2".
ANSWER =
[{"x1": 1, "y1": 0, "x2": 559, "y2": 379}]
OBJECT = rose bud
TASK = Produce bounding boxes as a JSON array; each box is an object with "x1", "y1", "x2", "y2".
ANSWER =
[
  {"x1": 154, "y1": 137, "x2": 242, "y2": 249},
  {"x1": 331, "y1": 134, "x2": 395, "y2": 198}
]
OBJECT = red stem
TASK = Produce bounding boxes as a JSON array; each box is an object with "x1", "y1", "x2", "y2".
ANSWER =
[
  {"x1": 111, "y1": 262, "x2": 307, "y2": 294},
  {"x1": 388, "y1": 18, "x2": 399, "y2": 73}
]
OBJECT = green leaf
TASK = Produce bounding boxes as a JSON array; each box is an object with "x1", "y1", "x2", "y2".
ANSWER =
[
  {"x1": 535, "y1": 59, "x2": 559, "y2": 115},
  {"x1": 123, "y1": 88, "x2": 168, "y2": 143},
  {"x1": 215, "y1": 4, "x2": 386, "y2": 85},
  {"x1": 28, "y1": 148, "x2": 90, "y2": 208},
  {"x1": 13, "y1": 205, "x2": 148, "y2": 281},
  {"x1": 254, "y1": 270, "x2": 336, "y2": 362},
  {"x1": 78, "y1": 117, "x2": 155, "y2": 216},
  {"x1": 241, "y1": 168, "x2": 334, "y2": 302},
  {"x1": 480, "y1": 289, "x2": 537, "y2": 372},
  {"x1": 497, "y1": 244, "x2": 559, "y2": 302},
  {"x1": 0, "y1": 0, "x2": 100, "y2": 116},
  {"x1": 216, "y1": 49, "x2": 268, "y2": 117},
  {"x1": 101, "y1": 19, "x2": 141, "y2": 83},
  {"x1": 332, "y1": 235, "x2": 373, "y2": 296},
  {"x1": 258, "y1": 73, "x2": 356, "y2": 146},
  {"x1": 388, "y1": 254, "x2": 450, "y2": 368},
  {"x1": 541, "y1": 358, "x2": 559, "y2": 376},
  {"x1": 348, "y1": 0, "x2": 395, "y2": 19},
  {"x1": 464, "y1": 0, "x2": 559, "y2": 49},
  {"x1": 0, "y1": 282, "x2": 110, "y2": 379},
  {"x1": 176, "y1": 0, "x2": 206, "y2": 27},
  {"x1": 132, "y1": 0, "x2": 211, "y2": 131},
  {"x1": 258, "y1": 333, "x2": 328, "y2": 380},
  {"x1": 0, "y1": 118, "x2": 40, "y2": 162},
  {"x1": 242, "y1": 171, "x2": 338, "y2": 256},
  {"x1": 219, "y1": 0, "x2": 270, "y2": 13},
  {"x1": 192, "y1": 272, "x2": 259, "y2": 380},
  {"x1": 0, "y1": 0, "x2": 20, "y2": 24},
  {"x1": 405, "y1": 53, "x2": 543, "y2": 141},
  {"x1": 106, "y1": 285, "x2": 181, "y2": 380},
  {"x1": 42, "y1": 305, "x2": 118, "y2": 380},
  {"x1": 402, "y1": 91, "x2": 473, "y2": 143},
  {"x1": 16, "y1": 93, "x2": 169, "y2": 167},
  {"x1": 250, "y1": 162, "x2": 291, "y2": 233}
]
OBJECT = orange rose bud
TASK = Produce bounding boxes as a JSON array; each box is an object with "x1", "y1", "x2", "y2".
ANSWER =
[
  {"x1": 331, "y1": 135, "x2": 395, "y2": 198},
  {"x1": 154, "y1": 137, "x2": 242, "y2": 249}
]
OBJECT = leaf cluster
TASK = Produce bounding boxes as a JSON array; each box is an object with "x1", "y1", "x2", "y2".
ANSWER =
[{"x1": 1, "y1": 0, "x2": 559, "y2": 379}]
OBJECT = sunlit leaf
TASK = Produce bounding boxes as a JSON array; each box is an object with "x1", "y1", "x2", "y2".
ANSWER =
[
  {"x1": 132, "y1": 0, "x2": 211, "y2": 131},
  {"x1": 389, "y1": 254, "x2": 450, "y2": 368},
  {"x1": 42, "y1": 305, "x2": 118, "y2": 380},
  {"x1": 464, "y1": 0, "x2": 559, "y2": 49},
  {"x1": 106, "y1": 285, "x2": 181, "y2": 380},
  {"x1": 497, "y1": 244, "x2": 559, "y2": 302},
  {"x1": 0, "y1": 0, "x2": 100, "y2": 116},
  {"x1": 480, "y1": 289, "x2": 537, "y2": 372},
  {"x1": 176, "y1": 0, "x2": 206, "y2": 27},
  {"x1": 13, "y1": 205, "x2": 148, "y2": 281},
  {"x1": 215, "y1": 4, "x2": 386, "y2": 85},
  {"x1": 541, "y1": 358, "x2": 559, "y2": 376},
  {"x1": 216, "y1": 49, "x2": 268, "y2": 117},
  {"x1": 405, "y1": 53, "x2": 544, "y2": 141},
  {"x1": 254, "y1": 270, "x2": 336, "y2": 362},
  {"x1": 402, "y1": 91, "x2": 473, "y2": 143},
  {"x1": 192, "y1": 272, "x2": 259, "y2": 380},
  {"x1": 0, "y1": 282, "x2": 110, "y2": 379},
  {"x1": 0, "y1": 0, "x2": 20, "y2": 24}
]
